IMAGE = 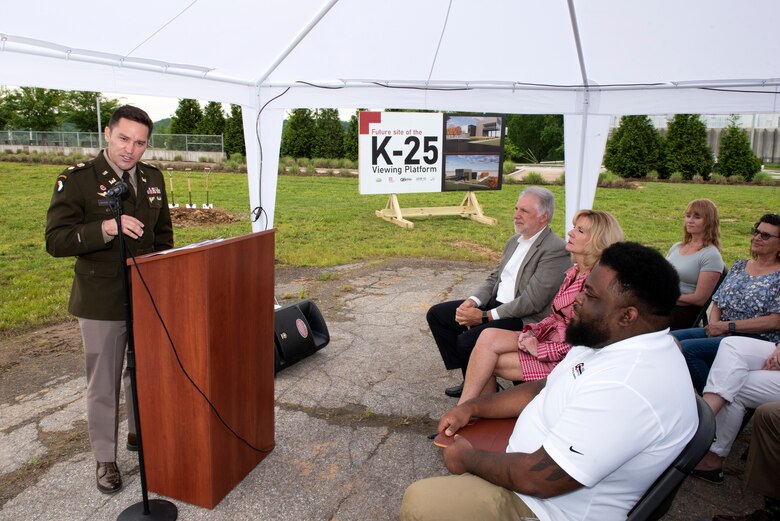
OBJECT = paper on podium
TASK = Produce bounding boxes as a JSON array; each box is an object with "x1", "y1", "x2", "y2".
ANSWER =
[
  {"x1": 147, "y1": 238, "x2": 224, "y2": 256},
  {"x1": 433, "y1": 417, "x2": 516, "y2": 452}
]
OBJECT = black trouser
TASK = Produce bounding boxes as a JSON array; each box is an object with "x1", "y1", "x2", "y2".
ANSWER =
[{"x1": 426, "y1": 299, "x2": 525, "y2": 377}]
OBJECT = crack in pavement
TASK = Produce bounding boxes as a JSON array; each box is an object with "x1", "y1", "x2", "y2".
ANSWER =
[{"x1": 275, "y1": 401, "x2": 436, "y2": 436}]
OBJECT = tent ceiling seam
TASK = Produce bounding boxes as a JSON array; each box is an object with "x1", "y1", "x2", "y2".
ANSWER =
[
  {"x1": 426, "y1": 0, "x2": 454, "y2": 87},
  {"x1": 124, "y1": 0, "x2": 198, "y2": 58},
  {"x1": 253, "y1": 0, "x2": 341, "y2": 87}
]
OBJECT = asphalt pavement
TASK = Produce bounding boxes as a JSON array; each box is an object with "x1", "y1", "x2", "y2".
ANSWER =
[{"x1": 0, "y1": 258, "x2": 764, "y2": 520}]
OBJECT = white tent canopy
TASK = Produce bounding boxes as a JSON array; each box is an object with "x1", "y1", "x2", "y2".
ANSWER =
[{"x1": 2, "y1": 0, "x2": 779, "y2": 230}]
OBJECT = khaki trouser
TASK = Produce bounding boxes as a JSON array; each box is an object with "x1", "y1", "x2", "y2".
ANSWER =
[
  {"x1": 745, "y1": 402, "x2": 780, "y2": 500},
  {"x1": 400, "y1": 473, "x2": 539, "y2": 521},
  {"x1": 79, "y1": 318, "x2": 135, "y2": 462}
]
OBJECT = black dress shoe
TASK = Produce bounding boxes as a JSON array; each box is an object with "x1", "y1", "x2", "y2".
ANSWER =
[
  {"x1": 691, "y1": 467, "x2": 724, "y2": 484},
  {"x1": 96, "y1": 461, "x2": 123, "y2": 494},
  {"x1": 445, "y1": 383, "x2": 463, "y2": 398},
  {"x1": 126, "y1": 432, "x2": 138, "y2": 452}
]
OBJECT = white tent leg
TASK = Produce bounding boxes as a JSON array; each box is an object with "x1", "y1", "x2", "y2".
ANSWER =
[
  {"x1": 563, "y1": 113, "x2": 611, "y2": 232},
  {"x1": 244, "y1": 104, "x2": 284, "y2": 232}
]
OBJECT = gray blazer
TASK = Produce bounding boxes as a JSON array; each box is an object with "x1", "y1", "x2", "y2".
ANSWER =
[{"x1": 472, "y1": 226, "x2": 571, "y2": 323}]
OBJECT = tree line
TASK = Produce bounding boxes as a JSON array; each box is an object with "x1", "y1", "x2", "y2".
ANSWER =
[
  {"x1": 0, "y1": 87, "x2": 121, "y2": 135},
  {"x1": 604, "y1": 114, "x2": 762, "y2": 181},
  {"x1": 0, "y1": 88, "x2": 248, "y2": 157},
  {"x1": 0, "y1": 87, "x2": 763, "y2": 178}
]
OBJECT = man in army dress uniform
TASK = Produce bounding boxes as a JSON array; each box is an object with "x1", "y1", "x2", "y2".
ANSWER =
[{"x1": 45, "y1": 105, "x2": 173, "y2": 494}]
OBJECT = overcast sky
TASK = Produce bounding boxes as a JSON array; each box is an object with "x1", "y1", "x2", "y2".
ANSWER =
[
  {"x1": 108, "y1": 92, "x2": 356, "y2": 122},
  {"x1": 106, "y1": 93, "x2": 180, "y2": 121}
]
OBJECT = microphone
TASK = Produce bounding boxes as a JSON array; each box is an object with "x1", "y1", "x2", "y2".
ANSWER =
[{"x1": 105, "y1": 182, "x2": 129, "y2": 198}]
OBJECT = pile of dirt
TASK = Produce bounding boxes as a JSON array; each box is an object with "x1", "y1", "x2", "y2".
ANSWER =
[{"x1": 169, "y1": 207, "x2": 242, "y2": 227}]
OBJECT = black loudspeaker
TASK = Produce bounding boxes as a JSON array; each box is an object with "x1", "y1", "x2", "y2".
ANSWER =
[{"x1": 273, "y1": 299, "x2": 330, "y2": 373}]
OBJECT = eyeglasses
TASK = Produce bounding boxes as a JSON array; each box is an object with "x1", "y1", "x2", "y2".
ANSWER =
[{"x1": 752, "y1": 228, "x2": 780, "y2": 241}]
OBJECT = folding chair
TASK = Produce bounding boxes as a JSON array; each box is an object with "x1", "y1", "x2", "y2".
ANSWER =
[
  {"x1": 691, "y1": 266, "x2": 729, "y2": 328},
  {"x1": 626, "y1": 395, "x2": 716, "y2": 521}
]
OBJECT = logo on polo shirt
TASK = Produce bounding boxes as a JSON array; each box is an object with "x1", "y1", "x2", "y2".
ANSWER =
[{"x1": 571, "y1": 362, "x2": 585, "y2": 378}]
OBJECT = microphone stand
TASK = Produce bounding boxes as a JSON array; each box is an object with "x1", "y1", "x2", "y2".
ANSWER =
[{"x1": 108, "y1": 192, "x2": 178, "y2": 521}]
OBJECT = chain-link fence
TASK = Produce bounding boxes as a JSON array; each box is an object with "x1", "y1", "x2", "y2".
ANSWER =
[{"x1": 1, "y1": 130, "x2": 223, "y2": 152}]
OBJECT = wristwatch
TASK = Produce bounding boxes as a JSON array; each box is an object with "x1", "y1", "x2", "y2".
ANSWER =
[
  {"x1": 482, "y1": 310, "x2": 490, "y2": 324},
  {"x1": 728, "y1": 322, "x2": 736, "y2": 334}
]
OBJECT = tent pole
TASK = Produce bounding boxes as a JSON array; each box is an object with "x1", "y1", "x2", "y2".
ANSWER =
[{"x1": 254, "y1": 0, "x2": 340, "y2": 86}]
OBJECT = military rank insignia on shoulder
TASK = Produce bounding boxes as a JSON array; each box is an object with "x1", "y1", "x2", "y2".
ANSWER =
[
  {"x1": 138, "y1": 160, "x2": 160, "y2": 169},
  {"x1": 68, "y1": 158, "x2": 95, "y2": 172}
]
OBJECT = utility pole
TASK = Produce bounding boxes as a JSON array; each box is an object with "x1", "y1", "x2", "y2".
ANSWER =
[{"x1": 96, "y1": 96, "x2": 103, "y2": 148}]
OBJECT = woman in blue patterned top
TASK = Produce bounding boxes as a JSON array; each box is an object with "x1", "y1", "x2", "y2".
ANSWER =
[{"x1": 672, "y1": 213, "x2": 780, "y2": 393}]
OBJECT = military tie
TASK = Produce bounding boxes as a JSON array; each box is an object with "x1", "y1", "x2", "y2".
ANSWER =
[{"x1": 122, "y1": 170, "x2": 136, "y2": 204}]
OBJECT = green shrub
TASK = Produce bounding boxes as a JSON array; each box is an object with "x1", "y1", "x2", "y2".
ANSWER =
[
  {"x1": 752, "y1": 171, "x2": 775, "y2": 185},
  {"x1": 523, "y1": 172, "x2": 545, "y2": 185},
  {"x1": 664, "y1": 114, "x2": 713, "y2": 180},
  {"x1": 281, "y1": 156, "x2": 296, "y2": 166},
  {"x1": 229, "y1": 152, "x2": 245, "y2": 165},
  {"x1": 173, "y1": 154, "x2": 183, "y2": 162},
  {"x1": 598, "y1": 170, "x2": 622, "y2": 183},
  {"x1": 668, "y1": 172, "x2": 684, "y2": 182},
  {"x1": 503, "y1": 160, "x2": 516, "y2": 175},
  {"x1": 692, "y1": 175, "x2": 705, "y2": 183},
  {"x1": 603, "y1": 115, "x2": 663, "y2": 178},
  {"x1": 645, "y1": 170, "x2": 659, "y2": 181},
  {"x1": 557, "y1": 172, "x2": 565, "y2": 185},
  {"x1": 710, "y1": 174, "x2": 728, "y2": 184},
  {"x1": 287, "y1": 163, "x2": 300, "y2": 175},
  {"x1": 718, "y1": 115, "x2": 762, "y2": 181},
  {"x1": 313, "y1": 157, "x2": 329, "y2": 168},
  {"x1": 198, "y1": 156, "x2": 211, "y2": 162},
  {"x1": 727, "y1": 175, "x2": 745, "y2": 184},
  {"x1": 599, "y1": 177, "x2": 639, "y2": 189}
]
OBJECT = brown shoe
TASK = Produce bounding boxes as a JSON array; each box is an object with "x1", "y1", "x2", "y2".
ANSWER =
[
  {"x1": 96, "y1": 461, "x2": 122, "y2": 494},
  {"x1": 126, "y1": 432, "x2": 138, "y2": 452},
  {"x1": 712, "y1": 510, "x2": 771, "y2": 521}
]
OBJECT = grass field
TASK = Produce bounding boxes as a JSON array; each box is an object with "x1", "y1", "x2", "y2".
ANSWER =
[{"x1": 1, "y1": 161, "x2": 777, "y2": 333}]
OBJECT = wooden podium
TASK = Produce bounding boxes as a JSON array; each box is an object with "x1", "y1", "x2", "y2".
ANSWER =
[{"x1": 129, "y1": 230, "x2": 275, "y2": 508}]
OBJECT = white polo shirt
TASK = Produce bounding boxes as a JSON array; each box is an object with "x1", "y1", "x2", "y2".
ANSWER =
[{"x1": 508, "y1": 329, "x2": 698, "y2": 521}]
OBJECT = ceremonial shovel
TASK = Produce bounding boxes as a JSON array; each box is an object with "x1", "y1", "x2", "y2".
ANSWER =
[
  {"x1": 167, "y1": 168, "x2": 179, "y2": 208},
  {"x1": 202, "y1": 167, "x2": 213, "y2": 209},
  {"x1": 185, "y1": 168, "x2": 196, "y2": 208}
]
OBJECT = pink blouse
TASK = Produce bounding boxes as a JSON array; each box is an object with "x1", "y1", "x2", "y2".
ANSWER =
[{"x1": 517, "y1": 264, "x2": 587, "y2": 381}]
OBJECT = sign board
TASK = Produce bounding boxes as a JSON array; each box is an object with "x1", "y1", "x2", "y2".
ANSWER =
[
  {"x1": 359, "y1": 111, "x2": 505, "y2": 195},
  {"x1": 442, "y1": 114, "x2": 505, "y2": 192},
  {"x1": 358, "y1": 111, "x2": 443, "y2": 194}
]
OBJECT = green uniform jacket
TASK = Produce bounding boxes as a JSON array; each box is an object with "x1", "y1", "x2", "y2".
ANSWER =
[{"x1": 45, "y1": 151, "x2": 174, "y2": 320}]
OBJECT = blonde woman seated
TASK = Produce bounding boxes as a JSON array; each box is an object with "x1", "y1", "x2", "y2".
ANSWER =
[
  {"x1": 665, "y1": 198, "x2": 725, "y2": 330},
  {"x1": 457, "y1": 210, "x2": 624, "y2": 405}
]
